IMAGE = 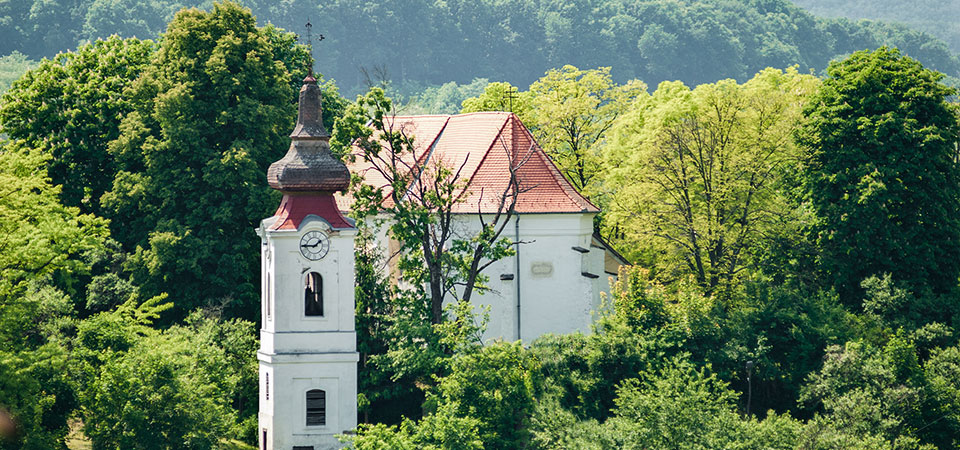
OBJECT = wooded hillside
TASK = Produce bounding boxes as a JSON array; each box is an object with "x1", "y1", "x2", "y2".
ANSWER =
[{"x1": 1, "y1": 0, "x2": 959, "y2": 94}]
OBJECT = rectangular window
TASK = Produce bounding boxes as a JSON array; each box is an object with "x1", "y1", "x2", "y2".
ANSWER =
[{"x1": 265, "y1": 373, "x2": 269, "y2": 400}]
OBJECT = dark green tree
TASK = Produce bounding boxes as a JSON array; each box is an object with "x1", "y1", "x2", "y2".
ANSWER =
[
  {"x1": 101, "y1": 1, "x2": 308, "y2": 319},
  {"x1": 798, "y1": 47, "x2": 960, "y2": 304}
]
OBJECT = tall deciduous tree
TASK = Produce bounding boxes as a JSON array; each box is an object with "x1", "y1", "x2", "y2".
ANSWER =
[
  {"x1": 603, "y1": 68, "x2": 819, "y2": 293},
  {"x1": 797, "y1": 47, "x2": 960, "y2": 302},
  {"x1": 102, "y1": 1, "x2": 298, "y2": 319}
]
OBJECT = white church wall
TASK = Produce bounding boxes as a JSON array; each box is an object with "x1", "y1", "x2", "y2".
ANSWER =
[
  {"x1": 462, "y1": 213, "x2": 608, "y2": 343},
  {"x1": 367, "y1": 212, "x2": 610, "y2": 343}
]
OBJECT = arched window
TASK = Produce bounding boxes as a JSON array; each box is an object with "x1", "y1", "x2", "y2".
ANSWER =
[
  {"x1": 305, "y1": 389, "x2": 326, "y2": 426},
  {"x1": 304, "y1": 272, "x2": 323, "y2": 316}
]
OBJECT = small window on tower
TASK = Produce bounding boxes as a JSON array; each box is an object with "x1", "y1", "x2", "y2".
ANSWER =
[
  {"x1": 305, "y1": 389, "x2": 326, "y2": 426},
  {"x1": 304, "y1": 272, "x2": 323, "y2": 316},
  {"x1": 265, "y1": 373, "x2": 269, "y2": 400}
]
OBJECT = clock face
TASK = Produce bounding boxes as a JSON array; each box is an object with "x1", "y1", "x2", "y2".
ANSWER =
[{"x1": 299, "y1": 231, "x2": 330, "y2": 260}]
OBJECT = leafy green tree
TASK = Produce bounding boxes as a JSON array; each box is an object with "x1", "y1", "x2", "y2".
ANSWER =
[
  {"x1": 102, "y1": 1, "x2": 301, "y2": 319},
  {"x1": 525, "y1": 66, "x2": 645, "y2": 193},
  {"x1": 0, "y1": 36, "x2": 155, "y2": 216},
  {"x1": 0, "y1": 144, "x2": 108, "y2": 311},
  {"x1": 434, "y1": 342, "x2": 541, "y2": 449},
  {"x1": 603, "y1": 357, "x2": 746, "y2": 449},
  {"x1": 76, "y1": 305, "x2": 258, "y2": 449},
  {"x1": 354, "y1": 226, "x2": 424, "y2": 424},
  {"x1": 798, "y1": 47, "x2": 960, "y2": 303},
  {"x1": 800, "y1": 335, "x2": 958, "y2": 448},
  {"x1": 349, "y1": 342, "x2": 538, "y2": 450},
  {"x1": 603, "y1": 67, "x2": 819, "y2": 292},
  {"x1": 721, "y1": 279, "x2": 854, "y2": 416},
  {"x1": 0, "y1": 145, "x2": 106, "y2": 449}
]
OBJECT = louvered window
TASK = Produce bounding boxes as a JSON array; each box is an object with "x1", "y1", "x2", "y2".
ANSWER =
[{"x1": 306, "y1": 389, "x2": 326, "y2": 426}]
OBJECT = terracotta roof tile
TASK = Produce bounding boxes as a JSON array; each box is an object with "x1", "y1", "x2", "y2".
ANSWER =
[{"x1": 337, "y1": 112, "x2": 598, "y2": 214}]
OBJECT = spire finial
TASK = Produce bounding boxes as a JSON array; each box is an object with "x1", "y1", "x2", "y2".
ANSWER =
[
  {"x1": 305, "y1": 19, "x2": 314, "y2": 75},
  {"x1": 304, "y1": 19, "x2": 325, "y2": 78}
]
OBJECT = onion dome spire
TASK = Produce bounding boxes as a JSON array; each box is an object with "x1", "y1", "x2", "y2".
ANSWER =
[{"x1": 267, "y1": 73, "x2": 350, "y2": 192}]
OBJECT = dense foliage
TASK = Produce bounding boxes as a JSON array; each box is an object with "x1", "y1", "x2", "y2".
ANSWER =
[{"x1": 798, "y1": 47, "x2": 960, "y2": 304}]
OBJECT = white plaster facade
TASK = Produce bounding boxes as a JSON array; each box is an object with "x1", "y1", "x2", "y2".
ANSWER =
[
  {"x1": 372, "y1": 211, "x2": 618, "y2": 343},
  {"x1": 257, "y1": 215, "x2": 359, "y2": 450},
  {"x1": 466, "y1": 213, "x2": 613, "y2": 342}
]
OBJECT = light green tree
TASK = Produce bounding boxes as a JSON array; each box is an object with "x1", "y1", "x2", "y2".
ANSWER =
[
  {"x1": 602, "y1": 67, "x2": 819, "y2": 293},
  {"x1": 0, "y1": 144, "x2": 107, "y2": 449},
  {"x1": 526, "y1": 65, "x2": 645, "y2": 194}
]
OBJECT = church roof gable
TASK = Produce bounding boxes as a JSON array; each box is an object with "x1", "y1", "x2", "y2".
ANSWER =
[{"x1": 340, "y1": 111, "x2": 599, "y2": 214}]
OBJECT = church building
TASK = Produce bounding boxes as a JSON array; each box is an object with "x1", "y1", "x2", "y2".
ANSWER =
[
  {"x1": 256, "y1": 71, "x2": 626, "y2": 449},
  {"x1": 340, "y1": 112, "x2": 627, "y2": 342}
]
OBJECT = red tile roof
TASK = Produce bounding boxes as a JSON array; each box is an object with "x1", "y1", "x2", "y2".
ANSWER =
[{"x1": 338, "y1": 112, "x2": 599, "y2": 214}]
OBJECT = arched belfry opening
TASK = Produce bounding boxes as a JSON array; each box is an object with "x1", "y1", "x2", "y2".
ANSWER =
[{"x1": 304, "y1": 272, "x2": 323, "y2": 316}]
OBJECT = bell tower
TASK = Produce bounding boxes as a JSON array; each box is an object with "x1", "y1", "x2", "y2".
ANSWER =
[{"x1": 257, "y1": 71, "x2": 357, "y2": 450}]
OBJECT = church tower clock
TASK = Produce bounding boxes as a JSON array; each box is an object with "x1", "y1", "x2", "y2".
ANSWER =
[{"x1": 257, "y1": 71, "x2": 358, "y2": 450}]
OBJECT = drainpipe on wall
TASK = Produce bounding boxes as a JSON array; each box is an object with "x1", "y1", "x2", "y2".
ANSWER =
[{"x1": 515, "y1": 215, "x2": 522, "y2": 342}]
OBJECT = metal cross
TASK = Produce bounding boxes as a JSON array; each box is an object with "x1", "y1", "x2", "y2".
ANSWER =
[
  {"x1": 305, "y1": 20, "x2": 325, "y2": 75},
  {"x1": 503, "y1": 86, "x2": 519, "y2": 113}
]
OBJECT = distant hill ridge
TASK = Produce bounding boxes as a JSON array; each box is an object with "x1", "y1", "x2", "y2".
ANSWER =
[{"x1": 1, "y1": 0, "x2": 958, "y2": 93}]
